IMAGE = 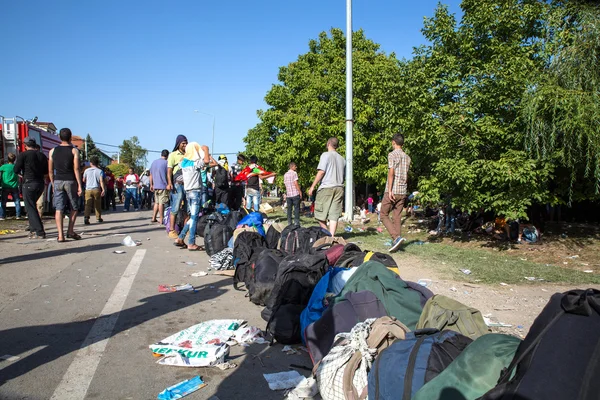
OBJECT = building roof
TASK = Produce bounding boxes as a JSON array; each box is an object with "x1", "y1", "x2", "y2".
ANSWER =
[{"x1": 33, "y1": 122, "x2": 57, "y2": 132}]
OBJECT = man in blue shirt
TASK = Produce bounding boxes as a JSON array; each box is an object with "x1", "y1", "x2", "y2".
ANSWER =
[{"x1": 149, "y1": 149, "x2": 169, "y2": 224}]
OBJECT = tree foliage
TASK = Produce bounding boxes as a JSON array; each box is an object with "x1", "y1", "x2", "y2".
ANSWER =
[
  {"x1": 119, "y1": 136, "x2": 147, "y2": 173},
  {"x1": 84, "y1": 134, "x2": 102, "y2": 162},
  {"x1": 107, "y1": 163, "x2": 129, "y2": 178},
  {"x1": 244, "y1": 29, "x2": 405, "y2": 189}
]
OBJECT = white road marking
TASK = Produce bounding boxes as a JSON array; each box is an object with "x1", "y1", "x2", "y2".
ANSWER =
[{"x1": 51, "y1": 250, "x2": 146, "y2": 400}]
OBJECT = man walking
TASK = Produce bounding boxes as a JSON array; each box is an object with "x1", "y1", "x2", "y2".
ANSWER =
[
  {"x1": 83, "y1": 156, "x2": 106, "y2": 224},
  {"x1": 13, "y1": 138, "x2": 48, "y2": 238},
  {"x1": 150, "y1": 149, "x2": 169, "y2": 224},
  {"x1": 308, "y1": 137, "x2": 345, "y2": 236},
  {"x1": 284, "y1": 162, "x2": 302, "y2": 226},
  {"x1": 104, "y1": 167, "x2": 117, "y2": 211},
  {"x1": 381, "y1": 133, "x2": 411, "y2": 252},
  {"x1": 0, "y1": 153, "x2": 22, "y2": 220},
  {"x1": 49, "y1": 128, "x2": 83, "y2": 242},
  {"x1": 167, "y1": 135, "x2": 188, "y2": 238}
]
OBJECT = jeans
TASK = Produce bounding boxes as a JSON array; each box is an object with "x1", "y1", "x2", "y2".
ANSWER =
[
  {"x1": 141, "y1": 190, "x2": 152, "y2": 209},
  {"x1": 445, "y1": 208, "x2": 456, "y2": 233},
  {"x1": 124, "y1": 187, "x2": 138, "y2": 210},
  {"x1": 178, "y1": 190, "x2": 201, "y2": 245},
  {"x1": 368, "y1": 203, "x2": 373, "y2": 213},
  {"x1": 170, "y1": 183, "x2": 186, "y2": 214},
  {"x1": 201, "y1": 187, "x2": 209, "y2": 208},
  {"x1": 22, "y1": 181, "x2": 45, "y2": 235},
  {"x1": 286, "y1": 195, "x2": 301, "y2": 226},
  {"x1": 0, "y1": 188, "x2": 21, "y2": 218},
  {"x1": 246, "y1": 188, "x2": 261, "y2": 212}
]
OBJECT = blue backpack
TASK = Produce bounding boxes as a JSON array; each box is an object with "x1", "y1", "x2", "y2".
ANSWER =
[{"x1": 368, "y1": 329, "x2": 472, "y2": 400}]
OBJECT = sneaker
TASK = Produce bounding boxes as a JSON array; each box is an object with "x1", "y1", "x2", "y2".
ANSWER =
[
  {"x1": 389, "y1": 237, "x2": 406, "y2": 253},
  {"x1": 168, "y1": 230, "x2": 179, "y2": 239},
  {"x1": 15, "y1": 216, "x2": 22, "y2": 220},
  {"x1": 134, "y1": 208, "x2": 139, "y2": 211},
  {"x1": 0, "y1": 217, "x2": 5, "y2": 221},
  {"x1": 84, "y1": 218, "x2": 90, "y2": 225},
  {"x1": 123, "y1": 209, "x2": 129, "y2": 212},
  {"x1": 97, "y1": 218, "x2": 104, "y2": 223}
]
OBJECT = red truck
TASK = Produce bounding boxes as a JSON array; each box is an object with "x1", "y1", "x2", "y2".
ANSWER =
[{"x1": 1, "y1": 116, "x2": 61, "y2": 213}]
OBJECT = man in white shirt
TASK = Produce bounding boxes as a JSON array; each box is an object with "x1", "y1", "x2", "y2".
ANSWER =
[
  {"x1": 124, "y1": 167, "x2": 139, "y2": 211},
  {"x1": 82, "y1": 156, "x2": 106, "y2": 224}
]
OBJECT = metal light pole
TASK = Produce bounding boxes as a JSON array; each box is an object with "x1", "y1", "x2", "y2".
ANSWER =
[
  {"x1": 194, "y1": 110, "x2": 216, "y2": 153},
  {"x1": 344, "y1": 0, "x2": 354, "y2": 221}
]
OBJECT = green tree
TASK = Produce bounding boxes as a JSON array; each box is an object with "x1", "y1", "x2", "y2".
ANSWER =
[
  {"x1": 119, "y1": 136, "x2": 147, "y2": 173},
  {"x1": 522, "y1": 1, "x2": 600, "y2": 203},
  {"x1": 244, "y1": 29, "x2": 405, "y2": 190},
  {"x1": 107, "y1": 163, "x2": 129, "y2": 178},
  {"x1": 402, "y1": 0, "x2": 553, "y2": 219},
  {"x1": 84, "y1": 134, "x2": 102, "y2": 162}
]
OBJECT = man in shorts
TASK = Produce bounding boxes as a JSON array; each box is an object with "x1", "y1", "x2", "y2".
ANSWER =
[
  {"x1": 150, "y1": 149, "x2": 169, "y2": 224},
  {"x1": 49, "y1": 128, "x2": 83, "y2": 242},
  {"x1": 167, "y1": 135, "x2": 188, "y2": 238},
  {"x1": 308, "y1": 137, "x2": 345, "y2": 235}
]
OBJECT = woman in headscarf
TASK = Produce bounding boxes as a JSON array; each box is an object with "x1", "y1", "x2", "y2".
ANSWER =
[{"x1": 174, "y1": 142, "x2": 210, "y2": 250}]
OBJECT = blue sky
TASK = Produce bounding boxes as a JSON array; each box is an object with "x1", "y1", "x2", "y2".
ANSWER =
[{"x1": 1, "y1": 0, "x2": 461, "y2": 164}]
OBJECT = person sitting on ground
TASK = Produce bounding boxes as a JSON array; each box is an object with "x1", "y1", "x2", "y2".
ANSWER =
[
  {"x1": 174, "y1": 142, "x2": 210, "y2": 251},
  {"x1": 82, "y1": 156, "x2": 106, "y2": 225}
]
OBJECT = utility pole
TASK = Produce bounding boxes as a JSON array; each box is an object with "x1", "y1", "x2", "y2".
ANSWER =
[
  {"x1": 85, "y1": 135, "x2": 88, "y2": 160},
  {"x1": 344, "y1": 0, "x2": 354, "y2": 221}
]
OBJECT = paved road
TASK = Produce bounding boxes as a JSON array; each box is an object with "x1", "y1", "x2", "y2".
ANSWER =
[{"x1": 0, "y1": 206, "x2": 310, "y2": 399}]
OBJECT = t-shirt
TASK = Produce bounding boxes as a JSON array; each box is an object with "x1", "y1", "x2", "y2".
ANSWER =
[
  {"x1": 167, "y1": 151, "x2": 185, "y2": 175},
  {"x1": 83, "y1": 167, "x2": 104, "y2": 190},
  {"x1": 125, "y1": 173, "x2": 139, "y2": 189},
  {"x1": 367, "y1": 197, "x2": 374, "y2": 205},
  {"x1": 140, "y1": 175, "x2": 151, "y2": 191},
  {"x1": 180, "y1": 158, "x2": 206, "y2": 191},
  {"x1": 0, "y1": 163, "x2": 19, "y2": 189},
  {"x1": 149, "y1": 158, "x2": 168, "y2": 190},
  {"x1": 284, "y1": 170, "x2": 300, "y2": 197},
  {"x1": 105, "y1": 173, "x2": 115, "y2": 190},
  {"x1": 317, "y1": 151, "x2": 345, "y2": 190},
  {"x1": 13, "y1": 150, "x2": 48, "y2": 182},
  {"x1": 246, "y1": 163, "x2": 260, "y2": 191}
]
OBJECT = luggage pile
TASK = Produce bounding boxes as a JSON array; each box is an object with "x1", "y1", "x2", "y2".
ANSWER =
[{"x1": 228, "y1": 222, "x2": 600, "y2": 400}]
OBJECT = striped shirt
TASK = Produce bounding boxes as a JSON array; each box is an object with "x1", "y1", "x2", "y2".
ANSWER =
[
  {"x1": 284, "y1": 169, "x2": 300, "y2": 197},
  {"x1": 385, "y1": 148, "x2": 411, "y2": 195}
]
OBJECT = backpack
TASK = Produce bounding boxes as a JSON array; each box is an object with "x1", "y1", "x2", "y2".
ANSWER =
[
  {"x1": 265, "y1": 224, "x2": 283, "y2": 250},
  {"x1": 481, "y1": 289, "x2": 600, "y2": 400},
  {"x1": 203, "y1": 215, "x2": 233, "y2": 256},
  {"x1": 368, "y1": 329, "x2": 473, "y2": 400},
  {"x1": 247, "y1": 249, "x2": 287, "y2": 306},
  {"x1": 305, "y1": 291, "x2": 389, "y2": 365},
  {"x1": 196, "y1": 214, "x2": 210, "y2": 238},
  {"x1": 413, "y1": 333, "x2": 521, "y2": 400},
  {"x1": 232, "y1": 231, "x2": 267, "y2": 290},
  {"x1": 280, "y1": 225, "x2": 331, "y2": 255},
  {"x1": 226, "y1": 210, "x2": 243, "y2": 233},
  {"x1": 416, "y1": 295, "x2": 489, "y2": 340},
  {"x1": 263, "y1": 253, "x2": 329, "y2": 344},
  {"x1": 333, "y1": 261, "x2": 427, "y2": 330},
  {"x1": 214, "y1": 166, "x2": 229, "y2": 189},
  {"x1": 311, "y1": 236, "x2": 348, "y2": 252},
  {"x1": 315, "y1": 317, "x2": 410, "y2": 400}
]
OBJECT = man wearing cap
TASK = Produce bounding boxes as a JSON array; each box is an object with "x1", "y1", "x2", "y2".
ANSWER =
[
  {"x1": 13, "y1": 138, "x2": 48, "y2": 238},
  {"x1": 49, "y1": 128, "x2": 83, "y2": 242},
  {"x1": 167, "y1": 135, "x2": 188, "y2": 238}
]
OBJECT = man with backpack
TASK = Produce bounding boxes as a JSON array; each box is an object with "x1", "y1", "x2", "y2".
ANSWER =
[
  {"x1": 308, "y1": 137, "x2": 345, "y2": 236},
  {"x1": 213, "y1": 155, "x2": 229, "y2": 206},
  {"x1": 382, "y1": 133, "x2": 411, "y2": 252}
]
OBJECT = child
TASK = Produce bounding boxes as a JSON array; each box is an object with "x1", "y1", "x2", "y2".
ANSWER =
[{"x1": 367, "y1": 193, "x2": 374, "y2": 213}]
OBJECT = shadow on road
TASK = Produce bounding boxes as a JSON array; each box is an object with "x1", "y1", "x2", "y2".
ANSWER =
[
  {"x1": 0, "y1": 243, "x2": 123, "y2": 266},
  {"x1": 0, "y1": 277, "x2": 231, "y2": 385}
]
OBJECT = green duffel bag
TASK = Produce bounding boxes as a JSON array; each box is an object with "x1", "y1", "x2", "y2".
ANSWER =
[
  {"x1": 413, "y1": 333, "x2": 521, "y2": 400},
  {"x1": 417, "y1": 294, "x2": 490, "y2": 340}
]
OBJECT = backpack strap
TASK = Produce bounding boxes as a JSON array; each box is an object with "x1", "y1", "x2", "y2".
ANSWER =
[{"x1": 364, "y1": 251, "x2": 375, "y2": 262}]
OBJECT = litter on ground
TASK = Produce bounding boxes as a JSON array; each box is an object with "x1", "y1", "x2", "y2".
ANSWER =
[
  {"x1": 121, "y1": 236, "x2": 142, "y2": 247},
  {"x1": 191, "y1": 271, "x2": 208, "y2": 277},
  {"x1": 263, "y1": 370, "x2": 305, "y2": 391},
  {"x1": 158, "y1": 284, "x2": 195, "y2": 292},
  {"x1": 157, "y1": 376, "x2": 206, "y2": 400}
]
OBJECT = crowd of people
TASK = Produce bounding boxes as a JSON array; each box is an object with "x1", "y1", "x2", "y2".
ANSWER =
[{"x1": 0, "y1": 129, "x2": 412, "y2": 252}]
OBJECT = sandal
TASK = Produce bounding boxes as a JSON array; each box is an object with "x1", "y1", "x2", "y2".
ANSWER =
[
  {"x1": 173, "y1": 240, "x2": 186, "y2": 247},
  {"x1": 188, "y1": 246, "x2": 202, "y2": 251},
  {"x1": 67, "y1": 232, "x2": 82, "y2": 240},
  {"x1": 57, "y1": 238, "x2": 66, "y2": 243}
]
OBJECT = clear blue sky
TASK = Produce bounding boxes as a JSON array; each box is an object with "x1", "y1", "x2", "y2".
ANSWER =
[{"x1": 1, "y1": 0, "x2": 461, "y2": 164}]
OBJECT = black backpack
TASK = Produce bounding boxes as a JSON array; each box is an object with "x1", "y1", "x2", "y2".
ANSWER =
[
  {"x1": 196, "y1": 214, "x2": 210, "y2": 238},
  {"x1": 280, "y1": 225, "x2": 330, "y2": 255},
  {"x1": 265, "y1": 224, "x2": 282, "y2": 249},
  {"x1": 247, "y1": 249, "x2": 287, "y2": 306},
  {"x1": 481, "y1": 289, "x2": 600, "y2": 400},
  {"x1": 232, "y1": 231, "x2": 267, "y2": 290},
  {"x1": 263, "y1": 253, "x2": 329, "y2": 344},
  {"x1": 214, "y1": 166, "x2": 229, "y2": 189},
  {"x1": 226, "y1": 210, "x2": 243, "y2": 232},
  {"x1": 203, "y1": 215, "x2": 233, "y2": 256}
]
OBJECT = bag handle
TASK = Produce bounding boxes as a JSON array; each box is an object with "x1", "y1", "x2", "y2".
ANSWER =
[{"x1": 343, "y1": 351, "x2": 363, "y2": 400}]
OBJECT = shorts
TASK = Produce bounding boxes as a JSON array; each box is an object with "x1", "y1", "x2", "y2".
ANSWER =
[
  {"x1": 154, "y1": 189, "x2": 169, "y2": 205},
  {"x1": 53, "y1": 180, "x2": 79, "y2": 211},
  {"x1": 170, "y1": 183, "x2": 187, "y2": 214},
  {"x1": 314, "y1": 186, "x2": 344, "y2": 222}
]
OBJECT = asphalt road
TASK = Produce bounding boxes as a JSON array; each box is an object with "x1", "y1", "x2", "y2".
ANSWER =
[{"x1": 0, "y1": 206, "x2": 311, "y2": 400}]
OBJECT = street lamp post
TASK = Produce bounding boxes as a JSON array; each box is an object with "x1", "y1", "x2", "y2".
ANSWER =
[
  {"x1": 344, "y1": 0, "x2": 354, "y2": 221},
  {"x1": 194, "y1": 110, "x2": 216, "y2": 153}
]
